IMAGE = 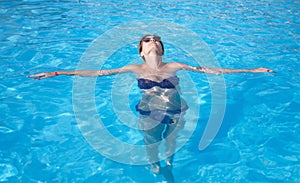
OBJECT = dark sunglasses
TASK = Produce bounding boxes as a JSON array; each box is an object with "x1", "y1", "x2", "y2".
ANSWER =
[{"x1": 142, "y1": 37, "x2": 161, "y2": 43}]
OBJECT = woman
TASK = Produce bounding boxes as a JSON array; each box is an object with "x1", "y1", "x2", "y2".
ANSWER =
[{"x1": 28, "y1": 34, "x2": 273, "y2": 174}]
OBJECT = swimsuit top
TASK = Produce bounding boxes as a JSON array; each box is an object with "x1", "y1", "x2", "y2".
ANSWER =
[
  {"x1": 136, "y1": 75, "x2": 188, "y2": 117},
  {"x1": 137, "y1": 76, "x2": 179, "y2": 89}
]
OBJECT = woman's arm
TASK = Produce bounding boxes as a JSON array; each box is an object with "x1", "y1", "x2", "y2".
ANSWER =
[
  {"x1": 171, "y1": 62, "x2": 274, "y2": 74},
  {"x1": 28, "y1": 64, "x2": 140, "y2": 80},
  {"x1": 195, "y1": 67, "x2": 274, "y2": 74}
]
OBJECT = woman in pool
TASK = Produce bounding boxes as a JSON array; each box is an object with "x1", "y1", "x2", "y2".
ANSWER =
[{"x1": 29, "y1": 34, "x2": 273, "y2": 173}]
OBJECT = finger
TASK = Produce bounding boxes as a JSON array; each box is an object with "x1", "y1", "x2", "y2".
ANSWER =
[
  {"x1": 27, "y1": 73, "x2": 46, "y2": 79},
  {"x1": 27, "y1": 75, "x2": 39, "y2": 79}
]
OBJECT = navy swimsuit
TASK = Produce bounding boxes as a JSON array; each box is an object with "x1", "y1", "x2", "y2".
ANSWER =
[
  {"x1": 137, "y1": 76, "x2": 179, "y2": 89},
  {"x1": 136, "y1": 76, "x2": 187, "y2": 124}
]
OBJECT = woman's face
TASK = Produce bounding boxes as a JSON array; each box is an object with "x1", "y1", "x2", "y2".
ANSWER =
[{"x1": 141, "y1": 36, "x2": 163, "y2": 57}]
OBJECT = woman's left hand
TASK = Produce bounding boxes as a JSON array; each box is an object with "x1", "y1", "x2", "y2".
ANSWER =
[{"x1": 252, "y1": 68, "x2": 274, "y2": 73}]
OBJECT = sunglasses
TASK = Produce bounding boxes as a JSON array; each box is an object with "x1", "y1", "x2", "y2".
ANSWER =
[{"x1": 142, "y1": 37, "x2": 161, "y2": 43}]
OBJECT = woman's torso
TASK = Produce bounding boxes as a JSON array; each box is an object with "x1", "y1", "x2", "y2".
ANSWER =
[{"x1": 136, "y1": 74, "x2": 188, "y2": 113}]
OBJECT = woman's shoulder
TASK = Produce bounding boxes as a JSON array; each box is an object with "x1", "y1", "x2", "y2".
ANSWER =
[
  {"x1": 163, "y1": 62, "x2": 188, "y2": 71},
  {"x1": 121, "y1": 64, "x2": 145, "y2": 75},
  {"x1": 165, "y1": 62, "x2": 186, "y2": 67},
  {"x1": 123, "y1": 64, "x2": 143, "y2": 70}
]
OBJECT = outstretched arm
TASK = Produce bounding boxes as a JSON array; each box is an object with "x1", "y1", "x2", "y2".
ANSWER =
[
  {"x1": 28, "y1": 64, "x2": 139, "y2": 80},
  {"x1": 195, "y1": 67, "x2": 274, "y2": 74},
  {"x1": 171, "y1": 63, "x2": 274, "y2": 74}
]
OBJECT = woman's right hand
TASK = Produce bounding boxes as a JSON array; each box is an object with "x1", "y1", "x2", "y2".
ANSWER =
[{"x1": 27, "y1": 72, "x2": 58, "y2": 80}]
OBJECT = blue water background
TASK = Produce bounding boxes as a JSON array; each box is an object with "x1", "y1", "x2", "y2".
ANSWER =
[{"x1": 1, "y1": 0, "x2": 299, "y2": 182}]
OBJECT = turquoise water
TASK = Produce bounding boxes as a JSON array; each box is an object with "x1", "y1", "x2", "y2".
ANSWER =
[{"x1": 1, "y1": 0, "x2": 299, "y2": 182}]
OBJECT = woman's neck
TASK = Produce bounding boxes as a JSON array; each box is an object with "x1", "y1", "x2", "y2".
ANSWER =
[{"x1": 144, "y1": 55, "x2": 163, "y2": 70}]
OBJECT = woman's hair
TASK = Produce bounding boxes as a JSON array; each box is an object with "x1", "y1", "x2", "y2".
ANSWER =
[{"x1": 138, "y1": 34, "x2": 164, "y2": 61}]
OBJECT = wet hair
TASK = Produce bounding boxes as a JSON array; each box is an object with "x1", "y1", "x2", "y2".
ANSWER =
[{"x1": 138, "y1": 34, "x2": 165, "y2": 61}]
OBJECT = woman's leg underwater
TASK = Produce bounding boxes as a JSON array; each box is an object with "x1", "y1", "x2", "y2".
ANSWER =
[
  {"x1": 139, "y1": 115, "x2": 165, "y2": 173},
  {"x1": 163, "y1": 115, "x2": 186, "y2": 168}
]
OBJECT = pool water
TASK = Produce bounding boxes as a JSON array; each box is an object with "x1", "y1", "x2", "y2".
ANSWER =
[{"x1": 1, "y1": 0, "x2": 299, "y2": 182}]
